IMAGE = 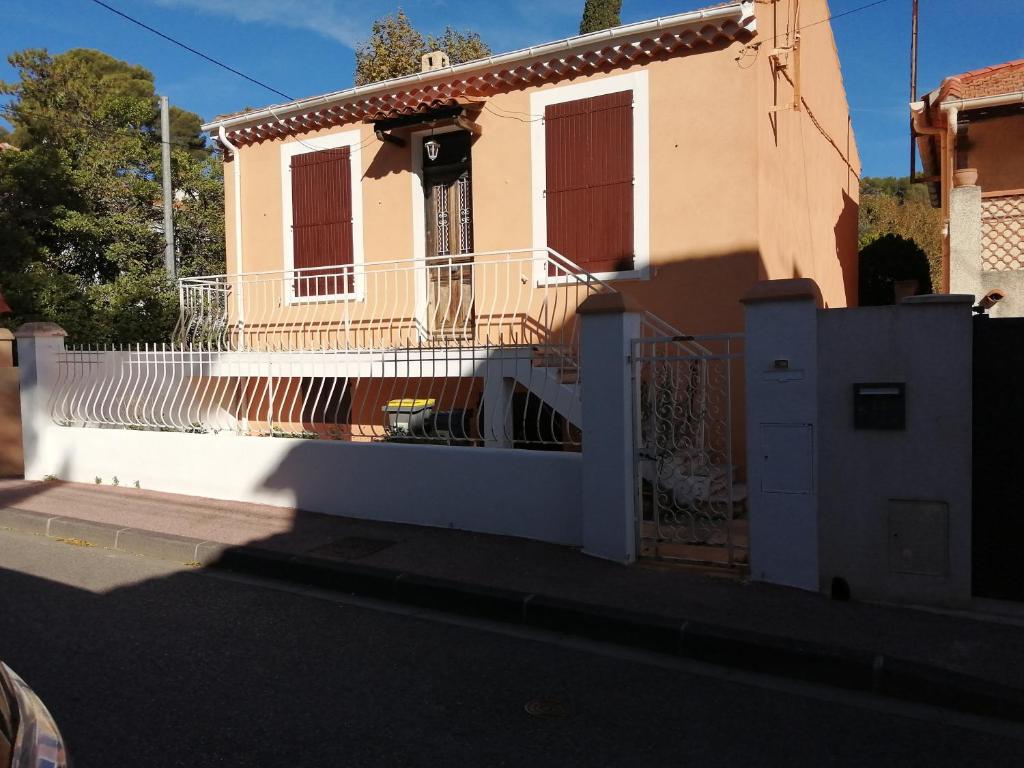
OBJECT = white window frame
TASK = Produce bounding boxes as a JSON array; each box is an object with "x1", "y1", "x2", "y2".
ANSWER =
[
  {"x1": 280, "y1": 129, "x2": 365, "y2": 304},
  {"x1": 530, "y1": 70, "x2": 651, "y2": 284}
]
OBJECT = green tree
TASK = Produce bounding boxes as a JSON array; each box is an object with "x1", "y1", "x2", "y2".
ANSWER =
[
  {"x1": 169, "y1": 106, "x2": 208, "y2": 161},
  {"x1": 425, "y1": 27, "x2": 492, "y2": 65},
  {"x1": 354, "y1": 9, "x2": 492, "y2": 85},
  {"x1": 0, "y1": 48, "x2": 223, "y2": 343},
  {"x1": 354, "y1": 9, "x2": 424, "y2": 86},
  {"x1": 859, "y1": 175, "x2": 942, "y2": 292},
  {"x1": 858, "y1": 234, "x2": 933, "y2": 306},
  {"x1": 579, "y1": 0, "x2": 623, "y2": 34}
]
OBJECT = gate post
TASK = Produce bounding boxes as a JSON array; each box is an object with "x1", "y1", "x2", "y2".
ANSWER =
[
  {"x1": 15, "y1": 323, "x2": 67, "y2": 481},
  {"x1": 0, "y1": 329, "x2": 22, "y2": 478},
  {"x1": 742, "y1": 280, "x2": 822, "y2": 591},
  {"x1": 578, "y1": 293, "x2": 642, "y2": 563}
]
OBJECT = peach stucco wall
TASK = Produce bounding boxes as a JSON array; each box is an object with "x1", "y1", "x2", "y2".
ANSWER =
[
  {"x1": 754, "y1": 0, "x2": 861, "y2": 309},
  {"x1": 965, "y1": 114, "x2": 1024, "y2": 194},
  {"x1": 222, "y1": 1, "x2": 858, "y2": 335}
]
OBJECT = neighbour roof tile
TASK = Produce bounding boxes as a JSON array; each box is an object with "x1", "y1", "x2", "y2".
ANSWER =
[{"x1": 938, "y1": 58, "x2": 1024, "y2": 102}]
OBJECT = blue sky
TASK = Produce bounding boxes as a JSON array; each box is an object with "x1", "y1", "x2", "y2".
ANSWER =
[{"x1": 2, "y1": 0, "x2": 1022, "y2": 176}]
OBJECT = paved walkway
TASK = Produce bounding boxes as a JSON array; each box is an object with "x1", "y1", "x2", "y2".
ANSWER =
[{"x1": 2, "y1": 478, "x2": 1023, "y2": 699}]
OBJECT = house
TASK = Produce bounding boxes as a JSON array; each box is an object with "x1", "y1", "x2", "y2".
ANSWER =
[
  {"x1": 190, "y1": 0, "x2": 858, "y2": 446},
  {"x1": 912, "y1": 58, "x2": 1024, "y2": 315}
]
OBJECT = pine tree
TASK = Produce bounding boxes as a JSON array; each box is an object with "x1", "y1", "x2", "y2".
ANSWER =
[
  {"x1": 579, "y1": 0, "x2": 623, "y2": 35},
  {"x1": 0, "y1": 48, "x2": 223, "y2": 342}
]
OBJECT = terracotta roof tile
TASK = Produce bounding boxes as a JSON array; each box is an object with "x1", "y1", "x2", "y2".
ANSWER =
[
  {"x1": 939, "y1": 58, "x2": 1024, "y2": 101},
  {"x1": 206, "y1": 1, "x2": 756, "y2": 145}
]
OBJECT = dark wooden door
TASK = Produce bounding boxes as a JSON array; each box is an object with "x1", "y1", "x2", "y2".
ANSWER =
[
  {"x1": 972, "y1": 315, "x2": 1024, "y2": 600},
  {"x1": 424, "y1": 132, "x2": 474, "y2": 340}
]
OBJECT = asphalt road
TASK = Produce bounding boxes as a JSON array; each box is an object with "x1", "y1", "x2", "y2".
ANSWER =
[{"x1": 0, "y1": 528, "x2": 1020, "y2": 767}]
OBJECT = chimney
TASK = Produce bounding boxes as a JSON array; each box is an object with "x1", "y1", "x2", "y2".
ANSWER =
[{"x1": 421, "y1": 51, "x2": 451, "y2": 73}]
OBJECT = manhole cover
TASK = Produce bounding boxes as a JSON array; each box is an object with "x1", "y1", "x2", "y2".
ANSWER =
[
  {"x1": 308, "y1": 537, "x2": 397, "y2": 560},
  {"x1": 524, "y1": 698, "x2": 569, "y2": 719}
]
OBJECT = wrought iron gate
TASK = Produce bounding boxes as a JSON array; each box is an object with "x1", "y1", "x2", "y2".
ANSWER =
[{"x1": 632, "y1": 334, "x2": 744, "y2": 566}]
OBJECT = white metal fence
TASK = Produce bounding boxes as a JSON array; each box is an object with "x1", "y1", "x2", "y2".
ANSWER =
[
  {"x1": 176, "y1": 248, "x2": 603, "y2": 353},
  {"x1": 50, "y1": 343, "x2": 584, "y2": 447},
  {"x1": 54, "y1": 249, "x2": 613, "y2": 449},
  {"x1": 632, "y1": 333, "x2": 745, "y2": 566}
]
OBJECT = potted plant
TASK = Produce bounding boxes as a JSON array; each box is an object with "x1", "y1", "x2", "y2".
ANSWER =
[{"x1": 953, "y1": 168, "x2": 979, "y2": 187}]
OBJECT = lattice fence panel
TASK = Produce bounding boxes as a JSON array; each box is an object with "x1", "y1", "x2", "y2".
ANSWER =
[{"x1": 982, "y1": 193, "x2": 1024, "y2": 272}]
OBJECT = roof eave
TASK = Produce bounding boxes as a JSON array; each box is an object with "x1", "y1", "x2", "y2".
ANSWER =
[{"x1": 201, "y1": 1, "x2": 754, "y2": 135}]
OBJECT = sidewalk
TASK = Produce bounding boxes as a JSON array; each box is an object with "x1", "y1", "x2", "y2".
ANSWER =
[{"x1": 2, "y1": 478, "x2": 1024, "y2": 721}]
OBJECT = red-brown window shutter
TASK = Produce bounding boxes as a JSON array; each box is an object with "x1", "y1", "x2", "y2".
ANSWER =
[
  {"x1": 290, "y1": 147, "x2": 354, "y2": 296},
  {"x1": 545, "y1": 90, "x2": 634, "y2": 274}
]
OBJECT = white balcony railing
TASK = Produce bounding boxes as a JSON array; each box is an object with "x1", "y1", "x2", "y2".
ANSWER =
[
  {"x1": 49, "y1": 249, "x2": 614, "y2": 448},
  {"x1": 174, "y1": 248, "x2": 611, "y2": 355},
  {"x1": 54, "y1": 248, "x2": 711, "y2": 450}
]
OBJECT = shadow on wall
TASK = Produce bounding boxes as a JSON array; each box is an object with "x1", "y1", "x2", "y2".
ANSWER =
[
  {"x1": 614, "y1": 248, "x2": 764, "y2": 335},
  {"x1": 835, "y1": 189, "x2": 859, "y2": 307},
  {"x1": 253, "y1": 439, "x2": 581, "y2": 548}
]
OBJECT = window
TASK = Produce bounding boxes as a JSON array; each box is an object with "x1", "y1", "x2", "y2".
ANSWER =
[
  {"x1": 544, "y1": 90, "x2": 634, "y2": 274},
  {"x1": 290, "y1": 147, "x2": 354, "y2": 296}
]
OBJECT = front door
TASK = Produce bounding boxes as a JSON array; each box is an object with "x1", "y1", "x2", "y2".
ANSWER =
[{"x1": 423, "y1": 132, "x2": 474, "y2": 340}]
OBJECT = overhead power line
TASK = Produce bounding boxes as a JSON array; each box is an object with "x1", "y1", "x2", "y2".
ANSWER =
[
  {"x1": 811, "y1": 0, "x2": 895, "y2": 29},
  {"x1": 772, "y1": 0, "x2": 896, "y2": 45},
  {"x1": 86, "y1": 0, "x2": 293, "y2": 101}
]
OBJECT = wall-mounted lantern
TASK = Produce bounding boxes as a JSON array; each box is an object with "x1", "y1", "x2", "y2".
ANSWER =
[{"x1": 424, "y1": 138, "x2": 441, "y2": 162}]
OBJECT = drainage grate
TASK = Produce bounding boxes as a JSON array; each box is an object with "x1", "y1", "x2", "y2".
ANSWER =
[{"x1": 307, "y1": 537, "x2": 397, "y2": 561}]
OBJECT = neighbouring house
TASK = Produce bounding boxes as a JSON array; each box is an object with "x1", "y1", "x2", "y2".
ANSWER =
[
  {"x1": 912, "y1": 58, "x2": 1024, "y2": 314},
  {"x1": 181, "y1": 0, "x2": 857, "y2": 447}
]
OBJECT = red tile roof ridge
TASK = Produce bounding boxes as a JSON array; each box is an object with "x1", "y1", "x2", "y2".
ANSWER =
[
  {"x1": 956, "y1": 58, "x2": 1024, "y2": 83},
  {"x1": 935, "y1": 58, "x2": 1024, "y2": 103}
]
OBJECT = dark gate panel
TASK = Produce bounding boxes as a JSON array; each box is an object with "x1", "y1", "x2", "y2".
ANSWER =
[{"x1": 972, "y1": 315, "x2": 1024, "y2": 600}]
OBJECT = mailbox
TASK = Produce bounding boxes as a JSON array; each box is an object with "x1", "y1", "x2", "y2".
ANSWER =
[{"x1": 853, "y1": 383, "x2": 905, "y2": 430}]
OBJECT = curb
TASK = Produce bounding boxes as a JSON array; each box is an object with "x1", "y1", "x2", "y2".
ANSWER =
[{"x1": 3, "y1": 506, "x2": 1024, "y2": 723}]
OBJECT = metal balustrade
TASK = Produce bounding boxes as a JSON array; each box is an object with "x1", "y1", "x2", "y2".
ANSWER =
[
  {"x1": 175, "y1": 248, "x2": 607, "y2": 354},
  {"x1": 53, "y1": 248, "x2": 723, "y2": 454},
  {"x1": 55, "y1": 249, "x2": 613, "y2": 448}
]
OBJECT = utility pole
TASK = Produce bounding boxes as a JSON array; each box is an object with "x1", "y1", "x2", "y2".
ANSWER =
[
  {"x1": 909, "y1": 0, "x2": 920, "y2": 180},
  {"x1": 160, "y1": 95, "x2": 175, "y2": 278}
]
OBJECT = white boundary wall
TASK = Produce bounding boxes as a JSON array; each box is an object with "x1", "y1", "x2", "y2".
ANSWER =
[
  {"x1": 28, "y1": 426, "x2": 583, "y2": 545},
  {"x1": 744, "y1": 282, "x2": 975, "y2": 607},
  {"x1": 16, "y1": 304, "x2": 639, "y2": 555}
]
